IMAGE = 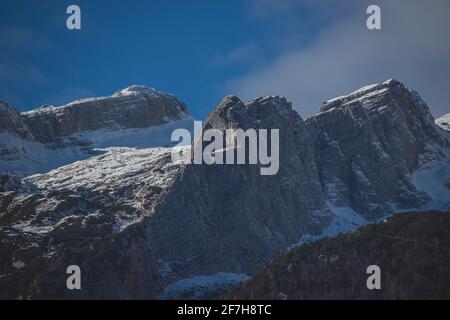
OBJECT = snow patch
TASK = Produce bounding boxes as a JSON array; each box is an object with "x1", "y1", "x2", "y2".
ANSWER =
[
  {"x1": 160, "y1": 273, "x2": 251, "y2": 300},
  {"x1": 0, "y1": 117, "x2": 193, "y2": 177},
  {"x1": 12, "y1": 260, "x2": 26, "y2": 269},
  {"x1": 412, "y1": 158, "x2": 450, "y2": 211},
  {"x1": 69, "y1": 117, "x2": 193, "y2": 149},
  {"x1": 293, "y1": 205, "x2": 369, "y2": 247},
  {"x1": 0, "y1": 132, "x2": 90, "y2": 176}
]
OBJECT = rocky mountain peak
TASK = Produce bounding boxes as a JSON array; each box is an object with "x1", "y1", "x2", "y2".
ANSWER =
[
  {"x1": 306, "y1": 80, "x2": 449, "y2": 217},
  {"x1": 436, "y1": 113, "x2": 450, "y2": 132},
  {"x1": 314, "y1": 79, "x2": 447, "y2": 154},
  {"x1": 204, "y1": 95, "x2": 300, "y2": 131},
  {"x1": 114, "y1": 84, "x2": 158, "y2": 95},
  {"x1": 320, "y1": 79, "x2": 404, "y2": 112},
  {"x1": 18, "y1": 85, "x2": 190, "y2": 144}
]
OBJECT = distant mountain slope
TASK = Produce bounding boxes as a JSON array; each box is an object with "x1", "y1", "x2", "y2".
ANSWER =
[
  {"x1": 224, "y1": 210, "x2": 450, "y2": 300},
  {"x1": 0, "y1": 85, "x2": 192, "y2": 176}
]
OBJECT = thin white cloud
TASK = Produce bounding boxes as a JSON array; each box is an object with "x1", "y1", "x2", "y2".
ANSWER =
[{"x1": 228, "y1": 0, "x2": 450, "y2": 118}]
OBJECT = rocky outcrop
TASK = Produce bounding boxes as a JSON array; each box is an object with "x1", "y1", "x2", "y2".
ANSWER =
[{"x1": 0, "y1": 80, "x2": 449, "y2": 299}]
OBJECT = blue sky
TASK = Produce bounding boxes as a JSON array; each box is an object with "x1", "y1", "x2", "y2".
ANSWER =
[
  {"x1": 0, "y1": 0, "x2": 329, "y2": 119},
  {"x1": 1, "y1": 0, "x2": 450, "y2": 119}
]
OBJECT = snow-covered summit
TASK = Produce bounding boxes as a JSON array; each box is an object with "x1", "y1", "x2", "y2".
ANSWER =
[
  {"x1": 113, "y1": 85, "x2": 159, "y2": 96},
  {"x1": 436, "y1": 113, "x2": 450, "y2": 131}
]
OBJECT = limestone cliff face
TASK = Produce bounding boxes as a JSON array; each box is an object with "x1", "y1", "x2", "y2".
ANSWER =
[
  {"x1": 144, "y1": 95, "x2": 331, "y2": 281},
  {"x1": 0, "y1": 80, "x2": 449, "y2": 299},
  {"x1": 21, "y1": 86, "x2": 189, "y2": 144},
  {"x1": 307, "y1": 79, "x2": 449, "y2": 217}
]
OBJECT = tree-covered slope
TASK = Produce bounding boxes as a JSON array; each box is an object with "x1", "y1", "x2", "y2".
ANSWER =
[{"x1": 225, "y1": 211, "x2": 450, "y2": 300}]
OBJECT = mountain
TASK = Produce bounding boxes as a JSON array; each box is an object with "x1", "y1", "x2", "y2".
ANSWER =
[
  {"x1": 0, "y1": 80, "x2": 449, "y2": 299},
  {"x1": 224, "y1": 210, "x2": 450, "y2": 300},
  {"x1": 0, "y1": 85, "x2": 192, "y2": 176},
  {"x1": 306, "y1": 80, "x2": 449, "y2": 218},
  {"x1": 20, "y1": 86, "x2": 189, "y2": 142}
]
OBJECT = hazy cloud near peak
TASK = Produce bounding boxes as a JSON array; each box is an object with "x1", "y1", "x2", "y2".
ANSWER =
[
  {"x1": 228, "y1": 0, "x2": 450, "y2": 118},
  {"x1": 46, "y1": 86, "x2": 96, "y2": 107},
  {"x1": 208, "y1": 43, "x2": 260, "y2": 66}
]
